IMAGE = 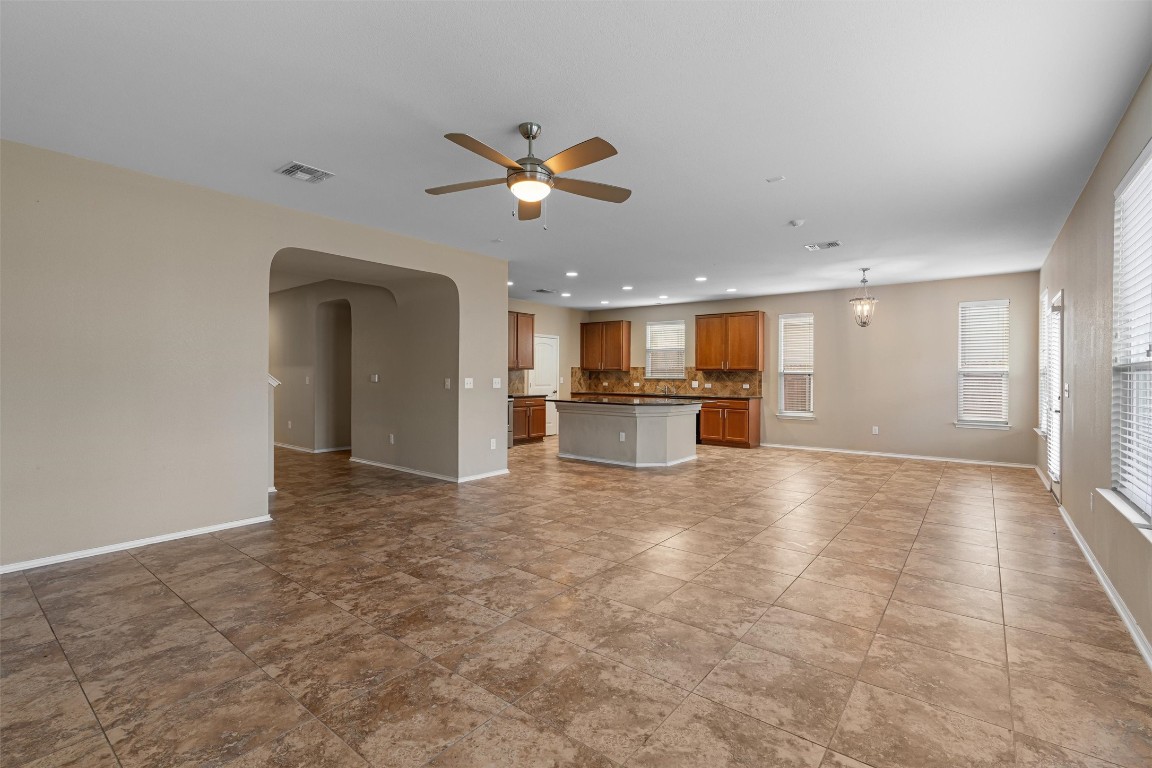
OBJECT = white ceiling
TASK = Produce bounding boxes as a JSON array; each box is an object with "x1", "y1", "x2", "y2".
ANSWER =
[{"x1": 3, "y1": 2, "x2": 1150, "y2": 309}]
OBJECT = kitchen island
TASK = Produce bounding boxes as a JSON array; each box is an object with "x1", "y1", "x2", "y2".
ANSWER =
[{"x1": 548, "y1": 396, "x2": 702, "y2": 467}]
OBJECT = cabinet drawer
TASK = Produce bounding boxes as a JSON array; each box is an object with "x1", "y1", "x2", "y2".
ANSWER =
[
  {"x1": 708, "y1": 400, "x2": 749, "y2": 410},
  {"x1": 517, "y1": 398, "x2": 546, "y2": 408}
]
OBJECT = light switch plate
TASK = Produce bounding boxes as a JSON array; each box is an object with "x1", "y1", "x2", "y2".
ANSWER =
[
  {"x1": 444, "y1": 378, "x2": 452, "y2": 390},
  {"x1": 493, "y1": 377, "x2": 501, "y2": 389},
  {"x1": 464, "y1": 378, "x2": 474, "y2": 389},
  {"x1": 691, "y1": 381, "x2": 699, "y2": 388},
  {"x1": 369, "y1": 373, "x2": 379, "y2": 383},
  {"x1": 742, "y1": 383, "x2": 750, "y2": 389}
]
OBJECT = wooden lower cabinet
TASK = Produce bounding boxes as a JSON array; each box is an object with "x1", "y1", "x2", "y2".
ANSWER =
[
  {"x1": 699, "y1": 399, "x2": 761, "y2": 448},
  {"x1": 512, "y1": 397, "x2": 547, "y2": 441}
]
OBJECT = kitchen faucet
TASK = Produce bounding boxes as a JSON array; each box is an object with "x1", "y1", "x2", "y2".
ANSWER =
[{"x1": 658, "y1": 383, "x2": 674, "y2": 395}]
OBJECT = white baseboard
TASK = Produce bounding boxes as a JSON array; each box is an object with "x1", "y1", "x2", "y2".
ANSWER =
[
  {"x1": 0, "y1": 515, "x2": 272, "y2": 574},
  {"x1": 1058, "y1": 505, "x2": 1152, "y2": 671},
  {"x1": 457, "y1": 469, "x2": 511, "y2": 482},
  {"x1": 313, "y1": 446, "x2": 351, "y2": 453},
  {"x1": 1035, "y1": 465, "x2": 1052, "y2": 491},
  {"x1": 558, "y1": 452, "x2": 697, "y2": 468},
  {"x1": 349, "y1": 456, "x2": 457, "y2": 483},
  {"x1": 274, "y1": 442, "x2": 316, "y2": 453},
  {"x1": 268, "y1": 486, "x2": 277, "y2": 493},
  {"x1": 758, "y1": 442, "x2": 1035, "y2": 469}
]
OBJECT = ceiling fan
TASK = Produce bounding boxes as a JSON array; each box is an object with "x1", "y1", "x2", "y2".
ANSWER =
[{"x1": 425, "y1": 122, "x2": 631, "y2": 221}]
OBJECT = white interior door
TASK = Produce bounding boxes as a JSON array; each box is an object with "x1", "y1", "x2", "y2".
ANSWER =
[
  {"x1": 1047, "y1": 291, "x2": 1064, "y2": 502},
  {"x1": 530, "y1": 334, "x2": 560, "y2": 435}
]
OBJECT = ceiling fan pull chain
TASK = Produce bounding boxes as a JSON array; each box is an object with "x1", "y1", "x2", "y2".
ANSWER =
[{"x1": 543, "y1": 198, "x2": 548, "y2": 231}]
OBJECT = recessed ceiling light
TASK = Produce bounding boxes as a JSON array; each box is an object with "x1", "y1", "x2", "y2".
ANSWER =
[
  {"x1": 600, "y1": 300, "x2": 610, "y2": 305},
  {"x1": 565, "y1": 271, "x2": 578, "y2": 277},
  {"x1": 695, "y1": 277, "x2": 707, "y2": 282},
  {"x1": 507, "y1": 281, "x2": 514, "y2": 286},
  {"x1": 766, "y1": 176, "x2": 786, "y2": 183},
  {"x1": 726, "y1": 288, "x2": 737, "y2": 292},
  {"x1": 658, "y1": 295, "x2": 669, "y2": 299},
  {"x1": 561, "y1": 292, "x2": 571, "y2": 297},
  {"x1": 622, "y1": 286, "x2": 633, "y2": 291}
]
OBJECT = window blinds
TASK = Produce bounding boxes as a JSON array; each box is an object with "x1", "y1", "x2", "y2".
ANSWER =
[
  {"x1": 1112, "y1": 147, "x2": 1152, "y2": 520},
  {"x1": 1047, "y1": 301, "x2": 1062, "y2": 483},
  {"x1": 779, "y1": 313, "x2": 814, "y2": 414},
  {"x1": 646, "y1": 320, "x2": 686, "y2": 379},
  {"x1": 957, "y1": 300, "x2": 1010, "y2": 425}
]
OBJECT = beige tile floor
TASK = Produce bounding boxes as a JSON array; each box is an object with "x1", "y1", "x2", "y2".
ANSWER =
[{"x1": 2, "y1": 439, "x2": 1151, "y2": 767}]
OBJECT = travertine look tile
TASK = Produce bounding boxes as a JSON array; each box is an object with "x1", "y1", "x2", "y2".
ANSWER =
[
  {"x1": 911, "y1": 538, "x2": 999, "y2": 567},
  {"x1": 691, "y1": 560, "x2": 795, "y2": 603},
  {"x1": 225, "y1": 718, "x2": 368, "y2": 767},
  {"x1": 660, "y1": 529, "x2": 748, "y2": 558},
  {"x1": 859, "y1": 635, "x2": 1012, "y2": 728},
  {"x1": 518, "y1": 590, "x2": 644, "y2": 649},
  {"x1": 452, "y1": 567, "x2": 568, "y2": 616},
  {"x1": 997, "y1": 547, "x2": 1095, "y2": 583},
  {"x1": 829, "y1": 682, "x2": 1014, "y2": 768},
  {"x1": 376, "y1": 595, "x2": 507, "y2": 657},
  {"x1": 566, "y1": 531, "x2": 654, "y2": 562},
  {"x1": 519, "y1": 548, "x2": 615, "y2": 585},
  {"x1": 1010, "y1": 671, "x2": 1152, "y2": 768},
  {"x1": 517, "y1": 653, "x2": 687, "y2": 764},
  {"x1": 434, "y1": 620, "x2": 585, "y2": 700},
  {"x1": 1006, "y1": 627, "x2": 1152, "y2": 707},
  {"x1": 321, "y1": 664, "x2": 505, "y2": 768},
  {"x1": 628, "y1": 694, "x2": 826, "y2": 768},
  {"x1": 651, "y1": 582, "x2": 769, "y2": 639},
  {"x1": 329, "y1": 572, "x2": 444, "y2": 625},
  {"x1": 900, "y1": 551, "x2": 1000, "y2": 591},
  {"x1": 1012, "y1": 733, "x2": 1121, "y2": 768},
  {"x1": 576, "y1": 564, "x2": 685, "y2": 609},
  {"x1": 695, "y1": 642, "x2": 855, "y2": 745},
  {"x1": 594, "y1": 612, "x2": 736, "y2": 689},
  {"x1": 999, "y1": 568, "x2": 1114, "y2": 615},
  {"x1": 0, "y1": 681, "x2": 104, "y2": 766},
  {"x1": 1001, "y1": 594, "x2": 1137, "y2": 654},
  {"x1": 890, "y1": 573, "x2": 1002, "y2": 623},
  {"x1": 721, "y1": 543, "x2": 816, "y2": 576},
  {"x1": 741, "y1": 606, "x2": 875, "y2": 677},
  {"x1": 624, "y1": 545, "x2": 722, "y2": 580},
  {"x1": 877, "y1": 600, "x2": 1005, "y2": 666},
  {"x1": 834, "y1": 524, "x2": 917, "y2": 551},
  {"x1": 800, "y1": 557, "x2": 900, "y2": 597},
  {"x1": 776, "y1": 578, "x2": 889, "y2": 632},
  {"x1": 749, "y1": 527, "x2": 833, "y2": 555},
  {"x1": 818, "y1": 539, "x2": 908, "y2": 572},
  {"x1": 20, "y1": 732, "x2": 121, "y2": 768},
  {"x1": 428, "y1": 706, "x2": 613, "y2": 767},
  {"x1": 221, "y1": 598, "x2": 360, "y2": 665},
  {"x1": 402, "y1": 551, "x2": 509, "y2": 591}
]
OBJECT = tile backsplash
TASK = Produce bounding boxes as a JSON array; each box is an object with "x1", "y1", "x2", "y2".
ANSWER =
[
  {"x1": 571, "y1": 367, "x2": 761, "y2": 397},
  {"x1": 508, "y1": 369, "x2": 528, "y2": 395}
]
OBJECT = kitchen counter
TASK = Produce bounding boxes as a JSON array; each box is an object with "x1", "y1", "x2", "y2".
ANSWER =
[
  {"x1": 571, "y1": 391, "x2": 761, "y2": 400},
  {"x1": 547, "y1": 397, "x2": 701, "y2": 468}
]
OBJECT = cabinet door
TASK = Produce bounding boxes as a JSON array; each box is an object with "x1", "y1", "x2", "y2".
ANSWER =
[
  {"x1": 581, "y1": 323, "x2": 604, "y2": 370},
  {"x1": 695, "y1": 315, "x2": 727, "y2": 370},
  {"x1": 508, "y1": 312, "x2": 519, "y2": 369},
  {"x1": 601, "y1": 320, "x2": 630, "y2": 371},
  {"x1": 512, "y1": 406, "x2": 528, "y2": 440},
  {"x1": 516, "y1": 313, "x2": 535, "y2": 370},
  {"x1": 699, "y1": 407, "x2": 724, "y2": 441},
  {"x1": 723, "y1": 408, "x2": 750, "y2": 445},
  {"x1": 528, "y1": 405, "x2": 547, "y2": 438},
  {"x1": 725, "y1": 312, "x2": 764, "y2": 371}
]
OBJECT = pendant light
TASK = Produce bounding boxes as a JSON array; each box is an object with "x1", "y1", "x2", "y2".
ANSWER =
[{"x1": 849, "y1": 268, "x2": 878, "y2": 327}]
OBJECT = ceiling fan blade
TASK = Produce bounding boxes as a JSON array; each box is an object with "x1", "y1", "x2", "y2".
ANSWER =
[
  {"x1": 518, "y1": 199, "x2": 541, "y2": 220},
  {"x1": 552, "y1": 177, "x2": 632, "y2": 203},
  {"x1": 425, "y1": 178, "x2": 506, "y2": 195},
  {"x1": 542, "y1": 137, "x2": 617, "y2": 175},
  {"x1": 445, "y1": 133, "x2": 523, "y2": 171}
]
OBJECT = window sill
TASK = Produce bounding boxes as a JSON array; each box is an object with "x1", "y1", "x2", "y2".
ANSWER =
[
  {"x1": 1034, "y1": 427, "x2": 1047, "y2": 437},
  {"x1": 644, "y1": 377, "x2": 686, "y2": 381},
  {"x1": 777, "y1": 413, "x2": 816, "y2": 421},
  {"x1": 954, "y1": 421, "x2": 1011, "y2": 431},
  {"x1": 1095, "y1": 488, "x2": 1152, "y2": 532}
]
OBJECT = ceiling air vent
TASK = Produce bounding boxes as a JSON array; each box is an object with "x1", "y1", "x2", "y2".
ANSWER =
[
  {"x1": 803, "y1": 240, "x2": 841, "y2": 251},
  {"x1": 534, "y1": 288, "x2": 558, "y2": 294},
  {"x1": 275, "y1": 162, "x2": 334, "y2": 184}
]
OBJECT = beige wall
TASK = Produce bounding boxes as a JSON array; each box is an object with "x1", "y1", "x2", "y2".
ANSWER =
[
  {"x1": 508, "y1": 298, "x2": 589, "y2": 399},
  {"x1": 0, "y1": 141, "x2": 509, "y2": 565},
  {"x1": 314, "y1": 298, "x2": 352, "y2": 450},
  {"x1": 591, "y1": 271, "x2": 1039, "y2": 465},
  {"x1": 1037, "y1": 66, "x2": 1152, "y2": 642}
]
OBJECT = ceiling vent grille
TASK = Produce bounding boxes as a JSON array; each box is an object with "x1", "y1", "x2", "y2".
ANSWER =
[
  {"x1": 275, "y1": 162, "x2": 334, "y2": 184},
  {"x1": 803, "y1": 240, "x2": 841, "y2": 251},
  {"x1": 534, "y1": 288, "x2": 558, "y2": 294}
]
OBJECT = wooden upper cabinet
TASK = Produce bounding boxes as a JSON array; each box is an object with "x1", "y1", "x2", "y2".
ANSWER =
[
  {"x1": 694, "y1": 311, "x2": 764, "y2": 371},
  {"x1": 580, "y1": 320, "x2": 630, "y2": 371},
  {"x1": 508, "y1": 311, "x2": 535, "y2": 370}
]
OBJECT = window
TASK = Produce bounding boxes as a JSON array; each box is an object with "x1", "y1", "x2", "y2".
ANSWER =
[
  {"x1": 779, "y1": 313, "x2": 814, "y2": 416},
  {"x1": 957, "y1": 300, "x2": 1010, "y2": 426},
  {"x1": 1111, "y1": 145, "x2": 1152, "y2": 522},
  {"x1": 1038, "y1": 289, "x2": 1049, "y2": 433},
  {"x1": 645, "y1": 320, "x2": 685, "y2": 379}
]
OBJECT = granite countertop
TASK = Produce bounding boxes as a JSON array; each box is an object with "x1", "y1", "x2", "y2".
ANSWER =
[
  {"x1": 508, "y1": 393, "x2": 548, "y2": 398},
  {"x1": 571, "y1": 391, "x2": 762, "y2": 400},
  {"x1": 550, "y1": 396, "x2": 703, "y2": 406}
]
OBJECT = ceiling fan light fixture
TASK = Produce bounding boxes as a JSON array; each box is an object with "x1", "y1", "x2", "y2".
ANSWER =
[{"x1": 508, "y1": 170, "x2": 553, "y2": 202}]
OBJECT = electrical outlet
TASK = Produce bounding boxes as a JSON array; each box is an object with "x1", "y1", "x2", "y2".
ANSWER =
[
  {"x1": 633, "y1": 382, "x2": 641, "y2": 387},
  {"x1": 464, "y1": 378, "x2": 474, "y2": 389},
  {"x1": 493, "y1": 377, "x2": 501, "y2": 389},
  {"x1": 691, "y1": 381, "x2": 699, "y2": 388},
  {"x1": 603, "y1": 381, "x2": 610, "y2": 387},
  {"x1": 389, "y1": 433, "x2": 395, "y2": 445},
  {"x1": 305, "y1": 375, "x2": 310, "y2": 385},
  {"x1": 872, "y1": 426, "x2": 879, "y2": 435},
  {"x1": 287, "y1": 420, "x2": 292, "y2": 429},
  {"x1": 490, "y1": 438, "x2": 497, "y2": 450},
  {"x1": 369, "y1": 373, "x2": 379, "y2": 383},
  {"x1": 619, "y1": 432, "x2": 626, "y2": 442},
  {"x1": 704, "y1": 382, "x2": 713, "y2": 389},
  {"x1": 444, "y1": 378, "x2": 452, "y2": 390},
  {"x1": 742, "y1": 383, "x2": 750, "y2": 389}
]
